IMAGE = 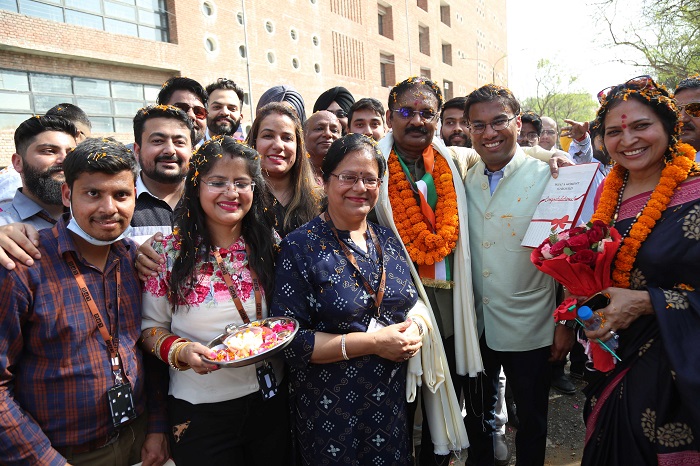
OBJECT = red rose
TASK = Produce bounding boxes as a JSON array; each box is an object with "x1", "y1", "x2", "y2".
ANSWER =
[
  {"x1": 550, "y1": 240, "x2": 568, "y2": 257},
  {"x1": 569, "y1": 249, "x2": 597, "y2": 267},
  {"x1": 587, "y1": 225, "x2": 605, "y2": 243},
  {"x1": 569, "y1": 226, "x2": 587, "y2": 237},
  {"x1": 567, "y1": 233, "x2": 591, "y2": 252}
]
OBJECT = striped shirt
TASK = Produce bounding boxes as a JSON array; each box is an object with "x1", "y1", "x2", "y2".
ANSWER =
[{"x1": 0, "y1": 217, "x2": 152, "y2": 465}]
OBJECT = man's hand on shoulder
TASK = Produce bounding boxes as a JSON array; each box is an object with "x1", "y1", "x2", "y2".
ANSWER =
[{"x1": 0, "y1": 223, "x2": 41, "y2": 270}]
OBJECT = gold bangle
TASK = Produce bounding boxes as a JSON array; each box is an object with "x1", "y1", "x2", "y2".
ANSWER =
[
  {"x1": 153, "y1": 332, "x2": 173, "y2": 359},
  {"x1": 167, "y1": 339, "x2": 188, "y2": 370},
  {"x1": 172, "y1": 341, "x2": 192, "y2": 371}
]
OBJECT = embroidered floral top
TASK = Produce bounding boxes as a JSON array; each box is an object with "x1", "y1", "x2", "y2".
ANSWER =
[{"x1": 142, "y1": 233, "x2": 281, "y2": 404}]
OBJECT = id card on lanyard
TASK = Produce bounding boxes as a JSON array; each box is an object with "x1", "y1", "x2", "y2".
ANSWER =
[{"x1": 64, "y1": 252, "x2": 137, "y2": 428}]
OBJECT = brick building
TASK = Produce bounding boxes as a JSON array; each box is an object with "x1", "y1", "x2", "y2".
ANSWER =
[{"x1": 0, "y1": 0, "x2": 507, "y2": 166}]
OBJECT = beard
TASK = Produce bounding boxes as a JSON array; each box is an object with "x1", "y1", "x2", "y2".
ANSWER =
[
  {"x1": 445, "y1": 132, "x2": 472, "y2": 147},
  {"x1": 22, "y1": 162, "x2": 64, "y2": 205},
  {"x1": 141, "y1": 155, "x2": 187, "y2": 184},
  {"x1": 208, "y1": 116, "x2": 241, "y2": 136}
]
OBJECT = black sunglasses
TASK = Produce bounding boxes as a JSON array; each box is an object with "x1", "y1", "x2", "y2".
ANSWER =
[{"x1": 678, "y1": 102, "x2": 700, "y2": 118}]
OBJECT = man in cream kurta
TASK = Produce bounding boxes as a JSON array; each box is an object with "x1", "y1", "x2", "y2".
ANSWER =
[{"x1": 463, "y1": 84, "x2": 569, "y2": 466}]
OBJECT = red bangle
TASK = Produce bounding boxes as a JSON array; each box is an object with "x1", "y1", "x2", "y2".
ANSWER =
[{"x1": 159, "y1": 336, "x2": 179, "y2": 362}]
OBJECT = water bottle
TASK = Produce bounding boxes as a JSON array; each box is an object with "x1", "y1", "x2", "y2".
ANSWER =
[{"x1": 577, "y1": 305, "x2": 619, "y2": 350}]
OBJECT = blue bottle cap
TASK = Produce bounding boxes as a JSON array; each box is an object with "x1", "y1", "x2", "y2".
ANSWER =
[{"x1": 577, "y1": 305, "x2": 594, "y2": 320}]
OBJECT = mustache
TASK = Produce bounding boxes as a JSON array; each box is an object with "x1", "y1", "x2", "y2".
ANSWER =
[
  {"x1": 405, "y1": 126, "x2": 429, "y2": 135},
  {"x1": 155, "y1": 154, "x2": 183, "y2": 163},
  {"x1": 92, "y1": 215, "x2": 123, "y2": 223},
  {"x1": 215, "y1": 117, "x2": 235, "y2": 124},
  {"x1": 45, "y1": 166, "x2": 64, "y2": 176}
]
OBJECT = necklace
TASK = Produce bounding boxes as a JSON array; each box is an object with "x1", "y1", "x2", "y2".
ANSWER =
[{"x1": 591, "y1": 142, "x2": 697, "y2": 288}]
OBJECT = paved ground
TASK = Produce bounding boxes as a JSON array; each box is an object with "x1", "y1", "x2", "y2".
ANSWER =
[{"x1": 416, "y1": 367, "x2": 588, "y2": 466}]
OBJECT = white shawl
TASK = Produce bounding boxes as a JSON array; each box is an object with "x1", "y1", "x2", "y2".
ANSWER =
[{"x1": 376, "y1": 133, "x2": 483, "y2": 454}]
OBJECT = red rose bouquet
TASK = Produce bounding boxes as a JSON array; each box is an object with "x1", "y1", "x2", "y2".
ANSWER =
[{"x1": 531, "y1": 220, "x2": 622, "y2": 371}]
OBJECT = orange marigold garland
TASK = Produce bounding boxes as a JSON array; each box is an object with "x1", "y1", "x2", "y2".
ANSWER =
[
  {"x1": 388, "y1": 151, "x2": 459, "y2": 265},
  {"x1": 591, "y1": 142, "x2": 697, "y2": 288}
]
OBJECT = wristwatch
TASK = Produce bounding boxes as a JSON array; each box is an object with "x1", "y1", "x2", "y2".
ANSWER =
[{"x1": 557, "y1": 320, "x2": 578, "y2": 329}]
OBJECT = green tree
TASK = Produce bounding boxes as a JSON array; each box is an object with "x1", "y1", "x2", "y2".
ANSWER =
[
  {"x1": 521, "y1": 59, "x2": 598, "y2": 126},
  {"x1": 597, "y1": 0, "x2": 700, "y2": 87}
]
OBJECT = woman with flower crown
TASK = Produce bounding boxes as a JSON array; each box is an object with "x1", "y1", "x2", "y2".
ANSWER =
[{"x1": 582, "y1": 76, "x2": 700, "y2": 464}]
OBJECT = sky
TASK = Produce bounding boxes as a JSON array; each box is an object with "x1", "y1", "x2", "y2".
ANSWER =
[{"x1": 506, "y1": 0, "x2": 645, "y2": 100}]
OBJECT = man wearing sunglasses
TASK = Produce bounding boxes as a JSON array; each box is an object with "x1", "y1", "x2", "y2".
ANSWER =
[
  {"x1": 674, "y1": 75, "x2": 700, "y2": 151},
  {"x1": 157, "y1": 77, "x2": 208, "y2": 146},
  {"x1": 313, "y1": 86, "x2": 355, "y2": 135}
]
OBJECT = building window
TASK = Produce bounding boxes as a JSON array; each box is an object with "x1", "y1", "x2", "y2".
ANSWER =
[
  {"x1": 379, "y1": 53, "x2": 395, "y2": 88},
  {"x1": 312, "y1": 35, "x2": 320, "y2": 47},
  {"x1": 377, "y1": 3, "x2": 393, "y2": 39},
  {"x1": 265, "y1": 20, "x2": 274, "y2": 34},
  {"x1": 441, "y1": 43, "x2": 452, "y2": 65},
  {"x1": 292, "y1": 57, "x2": 300, "y2": 69},
  {"x1": 417, "y1": 0, "x2": 428, "y2": 11},
  {"x1": 204, "y1": 35, "x2": 218, "y2": 53},
  {"x1": 440, "y1": 2, "x2": 451, "y2": 26},
  {"x1": 418, "y1": 25, "x2": 430, "y2": 55},
  {"x1": 238, "y1": 45, "x2": 247, "y2": 58},
  {"x1": 290, "y1": 28, "x2": 298, "y2": 40},
  {"x1": 0, "y1": 68, "x2": 160, "y2": 132},
  {"x1": 236, "y1": 11, "x2": 244, "y2": 24},
  {"x1": 314, "y1": 63, "x2": 321, "y2": 74},
  {"x1": 443, "y1": 79, "x2": 453, "y2": 100},
  {"x1": 266, "y1": 51, "x2": 276, "y2": 64},
  {"x1": 201, "y1": 1, "x2": 215, "y2": 17},
  {"x1": 1, "y1": 0, "x2": 170, "y2": 42},
  {"x1": 420, "y1": 67, "x2": 431, "y2": 79}
]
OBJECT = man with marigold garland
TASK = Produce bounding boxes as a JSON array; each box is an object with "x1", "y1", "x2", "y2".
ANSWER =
[
  {"x1": 374, "y1": 76, "x2": 573, "y2": 465},
  {"x1": 462, "y1": 84, "x2": 573, "y2": 465}
]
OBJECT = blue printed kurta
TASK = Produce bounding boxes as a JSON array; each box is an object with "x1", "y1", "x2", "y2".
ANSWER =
[{"x1": 271, "y1": 216, "x2": 418, "y2": 465}]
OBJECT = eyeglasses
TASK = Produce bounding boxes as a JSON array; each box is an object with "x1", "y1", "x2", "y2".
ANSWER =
[
  {"x1": 329, "y1": 109, "x2": 347, "y2": 119},
  {"x1": 172, "y1": 102, "x2": 208, "y2": 119},
  {"x1": 541, "y1": 129, "x2": 557, "y2": 136},
  {"x1": 392, "y1": 107, "x2": 438, "y2": 121},
  {"x1": 519, "y1": 131, "x2": 540, "y2": 142},
  {"x1": 329, "y1": 173, "x2": 381, "y2": 189},
  {"x1": 678, "y1": 102, "x2": 700, "y2": 118},
  {"x1": 468, "y1": 115, "x2": 517, "y2": 135},
  {"x1": 203, "y1": 180, "x2": 255, "y2": 194},
  {"x1": 597, "y1": 75, "x2": 656, "y2": 103}
]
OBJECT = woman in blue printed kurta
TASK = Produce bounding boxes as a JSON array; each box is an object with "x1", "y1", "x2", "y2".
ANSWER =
[{"x1": 271, "y1": 134, "x2": 423, "y2": 465}]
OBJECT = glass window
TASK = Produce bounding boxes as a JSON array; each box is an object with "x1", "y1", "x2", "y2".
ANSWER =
[
  {"x1": 0, "y1": 92, "x2": 32, "y2": 111},
  {"x1": 104, "y1": 17, "x2": 138, "y2": 36},
  {"x1": 0, "y1": 70, "x2": 29, "y2": 92},
  {"x1": 104, "y1": 0, "x2": 136, "y2": 21},
  {"x1": 144, "y1": 85, "x2": 160, "y2": 102},
  {"x1": 30, "y1": 74, "x2": 72, "y2": 94},
  {"x1": 137, "y1": 8, "x2": 163, "y2": 26},
  {"x1": 90, "y1": 116, "x2": 114, "y2": 132},
  {"x1": 0, "y1": 0, "x2": 19, "y2": 13},
  {"x1": 74, "y1": 78, "x2": 111, "y2": 97},
  {"x1": 114, "y1": 117, "x2": 133, "y2": 133},
  {"x1": 137, "y1": 25, "x2": 157, "y2": 40},
  {"x1": 33, "y1": 94, "x2": 68, "y2": 113},
  {"x1": 65, "y1": 0, "x2": 101, "y2": 14},
  {"x1": 76, "y1": 97, "x2": 112, "y2": 115},
  {"x1": 114, "y1": 100, "x2": 143, "y2": 116},
  {"x1": 112, "y1": 81, "x2": 142, "y2": 99},
  {"x1": 0, "y1": 114, "x2": 32, "y2": 131},
  {"x1": 19, "y1": 0, "x2": 63, "y2": 22},
  {"x1": 65, "y1": 9, "x2": 104, "y2": 29},
  {"x1": 136, "y1": 0, "x2": 164, "y2": 10}
]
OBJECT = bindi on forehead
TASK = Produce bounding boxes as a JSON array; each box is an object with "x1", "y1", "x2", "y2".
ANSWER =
[{"x1": 621, "y1": 113, "x2": 627, "y2": 128}]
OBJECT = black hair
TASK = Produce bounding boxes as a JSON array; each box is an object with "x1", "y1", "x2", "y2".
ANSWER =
[
  {"x1": 388, "y1": 76, "x2": 444, "y2": 112},
  {"x1": 46, "y1": 103, "x2": 92, "y2": 130},
  {"x1": 205, "y1": 78, "x2": 245, "y2": 104},
  {"x1": 594, "y1": 77, "x2": 679, "y2": 162},
  {"x1": 520, "y1": 111, "x2": 543, "y2": 135},
  {"x1": 14, "y1": 115, "x2": 78, "y2": 156},
  {"x1": 675, "y1": 75, "x2": 700, "y2": 95},
  {"x1": 246, "y1": 102, "x2": 320, "y2": 234},
  {"x1": 464, "y1": 84, "x2": 521, "y2": 121},
  {"x1": 347, "y1": 98, "x2": 385, "y2": 126},
  {"x1": 440, "y1": 96, "x2": 467, "y2": 122},
  {"x1": 321, "y1": 133, "x2": 387, "y2": 182},
  {"x1": 63, "y1": 137, "x2": 138, "y2": 188},
  {"x1": 157, "y1": 77, "x2": 208, "y2": 106},
  {"x1": 133, "y1": 105, "x2": 195, "y2": 147},
  {"x1": 170, "y1": 136, "x2": 276, "y2": 311}
]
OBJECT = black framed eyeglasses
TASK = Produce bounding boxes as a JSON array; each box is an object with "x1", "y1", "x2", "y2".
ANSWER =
[
  {"x1": 678, "y1": 102, "x2": 700, "y2": 118},
  {"x1": 597, "y1": 75, "x2": 656, "y2": 103},
  {"x1": 468, "y1": 115, "x2": 517, "y2": 135},
  {"x1": 519, "y1": 131, "x2": 540, "y2": 142},
  {"x1": 172, "y1": 102, "x2": 208, "y2": 119},
  {"x1": 392, "y1": 107, "x2": 438, "y2": 121}
]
